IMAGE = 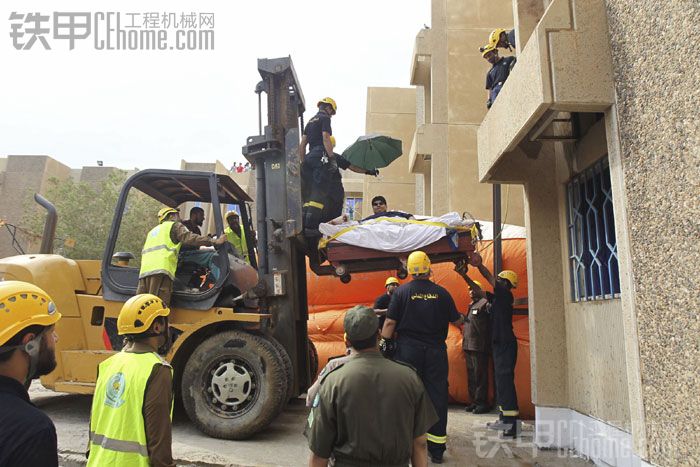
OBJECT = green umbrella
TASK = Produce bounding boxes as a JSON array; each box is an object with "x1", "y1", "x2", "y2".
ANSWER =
[{"x1": 341, "y1": 134, "x2": 403, "y2": 170}]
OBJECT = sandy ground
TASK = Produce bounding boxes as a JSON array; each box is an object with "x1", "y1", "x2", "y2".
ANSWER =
[{"x1": 30, "y1": 383, "x2": 591, "y2": 466}]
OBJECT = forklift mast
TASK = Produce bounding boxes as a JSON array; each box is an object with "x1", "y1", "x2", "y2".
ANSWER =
[{"x1": 242, "y1": 57, "x2": 311, "y2": 394}]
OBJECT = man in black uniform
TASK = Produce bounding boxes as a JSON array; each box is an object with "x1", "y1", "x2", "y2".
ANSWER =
[
  {"x1": 482, "y1": 44, "x2": 516, "y2": 108},
  {"x1": 0, "y1": 281, "x2": 62, "y2": 467},
  {"x1": 474, "y1": 262, "x2": 520, "y2": 437},
  {"x1": 298, "y1": 97, "x2": 337, "y2": 238},
  {"x1": 381, "y1": 251, "x2": 465, "y2": 464},
  {"x1": 454, "y1": 261, "x2": 492, "y2": 414},
  {"x1": 305, "y1": 305, "x2": 438, "y2": 467},
  {"x1": 373, "y1": 276, "x2": 400, "y2": 331}
]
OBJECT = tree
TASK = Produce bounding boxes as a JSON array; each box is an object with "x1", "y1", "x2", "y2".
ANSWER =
[{"x1": 23, "y1": 171, "x2": 160, "y2": 265}]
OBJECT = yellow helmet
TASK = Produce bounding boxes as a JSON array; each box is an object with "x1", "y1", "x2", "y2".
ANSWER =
[
  {"x1": 497, "y1": 270, "x2": 518, "y2": 288},
  {"x1": 385, "y1": 277, "x2": 399, "y2": 287},
  {"x1": 330, "y1": 135, "x2": 336, "y2": 148},
  {"x1": 471, "y1": 280, "x2": 483, "y2": 289},
  {"x1": 157, "y1": 207, "x2": 178, "y2": 223},
  {"x1": 225, "y1": 210, "x2": 240, "y2": 220},
  {"x1": 117, "y1": 294, "x2": 170, "y2": 336},
  {"x1": 481, "y1": 43, "x2": 497, "y2": 57},
  {"x1": 407, "y1": 251, "x2": 431, "y2": 275},
  {"x1": 0, "y1": 281, "x2": 62, "y2": 347},
  {"x1": 317, "y1": 97, "x2": 337, "y2": 114},
  {"x1": 488, "y1": 28, "x2": 507, "y2": 46}
]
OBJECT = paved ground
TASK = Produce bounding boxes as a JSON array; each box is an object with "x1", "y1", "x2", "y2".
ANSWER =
[{"x1": 31, "y1": 384, "x2": 591, "y2": 466}]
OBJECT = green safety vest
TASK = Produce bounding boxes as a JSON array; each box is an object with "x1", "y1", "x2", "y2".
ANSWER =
[
  {"x1": 224, "y1": 225, "x2": 250, "y2": 264},
  {"x1": 88, "y1": 351, "x2": 173, "y2": 467},
  {"x1": 139, "y1": 221, "x2": 181, "y2": 280}
]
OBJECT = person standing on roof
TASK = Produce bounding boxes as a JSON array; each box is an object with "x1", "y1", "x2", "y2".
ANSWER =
[
  {"x1": 380, "y1": 251, "x2": 465, "y2": 464},
  {"x1": 298, "y1": 97, "x2": 337, "y2": 238},
  {"x1": 454, "y1": 260, "x2": 492, "y2": 414},
  {"x1": 0, "y1": 281, "x2": 62, "y2": 467},
  {"x1": 481, "y1": 44, "x2": 516, "y2": 109},
  {"x1": 473, "y1": 262, "x2": 520, "y2": 437},
  {"x1": 373, "y1": 276, "x2": 400, "y2": 331},
  {"x1": 87, "y1": 294, "x2": 175, "y2": 467},
  {"x1": 224, "y1": 210, "x2": 250, "y2": 264},
  {"x1": 305, "y1": 305, "x2": 438, "y2": 467},
  {"x1": 138, "y1": 207, "x2": 226, "y2": 305}
]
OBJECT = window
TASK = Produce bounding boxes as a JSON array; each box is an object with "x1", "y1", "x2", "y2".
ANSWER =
[
  {"x1": 345, "y1": 196, "x2": 363, "y2": 221},
  {"x1": 566, "y1": 158, "x2": 620, "y2": 301}
]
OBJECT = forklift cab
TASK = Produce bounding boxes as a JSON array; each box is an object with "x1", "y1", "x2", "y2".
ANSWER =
[{"x1": 101, "y1": 169, "x2": 256, "y2": 310}]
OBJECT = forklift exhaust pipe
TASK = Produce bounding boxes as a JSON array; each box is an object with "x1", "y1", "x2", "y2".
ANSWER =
[{"x1": 34, "y1": 193, "x2": 57, "y2": 254}]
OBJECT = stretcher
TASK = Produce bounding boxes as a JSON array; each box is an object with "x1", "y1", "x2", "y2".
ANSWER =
[{"x1": 311, "y1": 214, "x2": 483, "y2": 282}]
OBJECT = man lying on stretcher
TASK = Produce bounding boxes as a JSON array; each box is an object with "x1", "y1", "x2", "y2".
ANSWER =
[{"x1": 361, "y1": 195, "x2": 414, "y2": 222}]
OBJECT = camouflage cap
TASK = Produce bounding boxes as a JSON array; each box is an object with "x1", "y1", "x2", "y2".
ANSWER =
[{"x1": 343, "y1": 305, "x2": 378, "y2": 341}]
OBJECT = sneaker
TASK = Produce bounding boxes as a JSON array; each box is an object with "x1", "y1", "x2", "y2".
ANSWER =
[
  {"x1": 472, "y1": 405, "x2": 491, "y2": 414},
  {"x1": 464, "y1": 404, "x2": 477, "y2": 412},
  {"x1": 429, "y1": 453, "x2": 443, "y2": 464}
]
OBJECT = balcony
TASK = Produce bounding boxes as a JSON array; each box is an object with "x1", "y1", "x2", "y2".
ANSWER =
[{"x1": 477, "y1": 0, "x2": 614, "y2": 183}]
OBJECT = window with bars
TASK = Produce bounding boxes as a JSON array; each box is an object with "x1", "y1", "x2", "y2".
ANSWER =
[{"x1": 566, "y1": 158, "x2": 621, "y2": 301}]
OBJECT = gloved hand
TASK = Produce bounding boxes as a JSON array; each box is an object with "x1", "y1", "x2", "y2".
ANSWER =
[
  {"x1": 366, "y1": 168, "x2": 379, "y2": 177},
  {"x1": 454, "y1": 259, "x2": 468, "y2": 275},
  {"x1": 379, "y1": 337, "x2": 396, "y2": 358}
]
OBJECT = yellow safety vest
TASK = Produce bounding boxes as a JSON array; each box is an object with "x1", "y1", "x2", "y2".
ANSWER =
[
  {"x1": 88, "y1": 351, "x2": 173, "y2": 467},
  {"x1": 139, "y1": 221, "x2": 181, "y2": 280},
  {"x1": 224, "y1": 225, "x2": 250, "y2": 264}
]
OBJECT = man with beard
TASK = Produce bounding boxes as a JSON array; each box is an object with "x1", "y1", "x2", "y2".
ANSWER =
[
  {"x1": 0, "y1": 281, "x2": 62, "y2": 467},
  {"x1": 87, "y1": 294, "x2": 175, "y2": 467}
]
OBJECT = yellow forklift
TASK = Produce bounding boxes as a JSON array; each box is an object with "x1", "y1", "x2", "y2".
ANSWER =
[{"x1": 0, "y1": 57, "x2": 316, "y2": 440}]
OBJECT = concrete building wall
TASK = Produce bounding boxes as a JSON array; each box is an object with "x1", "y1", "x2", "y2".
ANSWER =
[
  {"x1": 363, "y1": 87, "x2": 417, "y2": 216},
  {"x1": 603, "y1": 1, "x2": 700, "y2": 464}
]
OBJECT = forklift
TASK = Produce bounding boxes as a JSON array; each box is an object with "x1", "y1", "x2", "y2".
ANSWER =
[{"x1": 0, "y1": 56, "x2": 316, "y2": 440}]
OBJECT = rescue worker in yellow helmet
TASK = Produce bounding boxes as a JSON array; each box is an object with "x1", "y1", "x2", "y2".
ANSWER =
[
  {"x1": 473, "y1": 261, "x2": 520, "y2": 437},
  {"x1": 488, "y1": 27, "x2": 515, "y2": 51},
  {"x1": 481, "y1": 43, "x2": 516, "y2": 109},
  {"x1": 298, "y1": 97, "x2": 337, "y2": 241},
  {"x1": 224, "y1": 210, "x2": 250, "y2": 264},
  {"x1": 0, "y1": 281, "x2": 62, "y2": 467},
  {"x1": 380, "y1": 251, "x2": 465, "y2": 464},
  {"x1": 138, "y1": 207, "x2": 226, "y2": 305},
  {"x1": 373, "y1": 276, "x2": 400, "y2": 331},
  {"x1": 454, "y1": 260, "x2": 493, "y2": 414},
  {"x1": 87, "y1": 294, "x2": 175, "y2": 467}
]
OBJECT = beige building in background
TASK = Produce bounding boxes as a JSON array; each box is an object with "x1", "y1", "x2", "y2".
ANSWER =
[
  {"x1": 476, "y1": 0, "x2": 698, "y2": 466},
  {"x1": 407, "y1": 0, "x2": 524, "y2": 224}
]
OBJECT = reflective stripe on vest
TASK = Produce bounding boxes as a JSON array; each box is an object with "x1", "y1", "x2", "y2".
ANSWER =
[
  {"x1": 87, "y1": 351, "x2": 173, "y2": 467},
  {"x1": 224, "y1": 226, "x2": 250, "y2": 264},
  {"x1": 139, "y1": 221, "x2": 181, "y2": 280}
]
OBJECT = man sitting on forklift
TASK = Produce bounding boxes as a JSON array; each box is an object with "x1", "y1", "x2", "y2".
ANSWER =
[{"x1": 138, "y1": 207, "x2": 226, "y2": 305}]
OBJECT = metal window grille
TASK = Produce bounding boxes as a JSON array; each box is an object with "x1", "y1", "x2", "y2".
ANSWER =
[{"x1": 566, "y1": 158, "x2": 620, "y2": 301}]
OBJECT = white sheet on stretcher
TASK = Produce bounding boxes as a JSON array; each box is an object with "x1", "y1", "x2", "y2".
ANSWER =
[{"x1": 319, "y1": 212, "x2": 471, "y2": 253}]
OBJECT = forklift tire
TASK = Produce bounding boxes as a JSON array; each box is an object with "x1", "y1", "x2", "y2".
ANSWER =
[
  {"x1": 262, "y1": 334, "x2": 295, "y2": 402},
  {"x1": 308, "y1": 338, "x2": 319, "y2": 378},
  {"x1": 181, "y1": 330, "x2": 288, "y2": 440},
  {"x1": 339, "y1": 274, "x2": 351, "y2": 284}
]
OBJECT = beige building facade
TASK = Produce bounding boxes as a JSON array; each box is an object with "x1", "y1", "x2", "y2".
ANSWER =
[{"x1": 475, "y1": 0, "x2": 698, "y2": 466}]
